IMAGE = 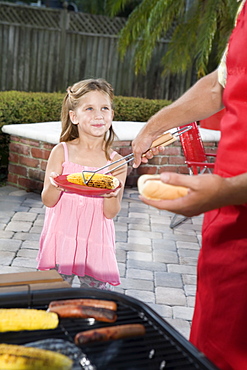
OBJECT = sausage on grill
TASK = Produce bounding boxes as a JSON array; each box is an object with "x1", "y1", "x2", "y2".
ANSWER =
[
  {"x1": 48, "y1": 305, "x2": 117, "y2": 323},
  {"x1": 48, "y1": 299, "x2": 117, "y2": 312},
  {"x1": 74, "y1": 324, "x2": 146, "y2": 345}
]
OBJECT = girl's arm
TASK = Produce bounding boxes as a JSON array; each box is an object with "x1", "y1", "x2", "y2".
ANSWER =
[
  {"x1": 103, "y1": 153, "x2": 128, "y2": 219},
  {"x1": 41, "y1": 143, "x2": 65, "y2": 207}
]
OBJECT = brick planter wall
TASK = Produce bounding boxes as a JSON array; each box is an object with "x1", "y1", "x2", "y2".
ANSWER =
[{"x1": 6, "y1": 135, "x2": 218, "y2": 193}]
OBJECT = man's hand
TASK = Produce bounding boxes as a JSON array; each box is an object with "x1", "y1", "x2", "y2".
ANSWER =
[
  {"x1": 139, "y1": 172, "x2": 229, "y2": 217},
  {"x1": 132, "y1": 137, "x2": 166, "y2": 168},
  {"x1": 132, "y1": 135, "x2": 154, "y2": 168}
]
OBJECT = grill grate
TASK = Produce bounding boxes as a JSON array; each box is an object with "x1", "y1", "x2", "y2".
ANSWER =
[{"x1": 0, "y1": 288, "x2": 219, "y2": 370}]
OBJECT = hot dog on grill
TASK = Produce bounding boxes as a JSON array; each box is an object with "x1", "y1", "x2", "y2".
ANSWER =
[
  {"x1": 138, "y1": 174, "x2": 189, "y2": 200},
  {"x1": 48, "y1": 305, "x2": 117, "y2": 323},
  {"x1": 48, "y1": 298, "x2": 117, "y2": 312},
  {"x1": 74, "y1": 324, "x2": 146, "y2": 345}
]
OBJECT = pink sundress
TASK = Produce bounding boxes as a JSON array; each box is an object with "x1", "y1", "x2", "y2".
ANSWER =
[{"x1": 37, "y1": 142, "x2": 120, "y2": 286}]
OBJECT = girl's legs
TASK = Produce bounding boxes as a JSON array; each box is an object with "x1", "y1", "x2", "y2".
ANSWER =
[
  {"x1": 78, "y1": 275, "x2": 113, "y2": 291},
  {"x1": 59, "y1": 273, "x2": 75, "y2": 285},
  {"x1": 55, "y1": 266, "x2": 75, "y2": 285},
  {"x1": 55, "y1": 266, "x2": 112, "y2": 290}
]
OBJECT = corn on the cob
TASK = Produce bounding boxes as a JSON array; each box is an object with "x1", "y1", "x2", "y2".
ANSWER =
[
  {"x1": 67, "y1": 172, "x2": 119, "y2": 190},
  {"x1": 0, "y1": 309, "x2": 59, "y2": 332},
  {"x1": 0, "y1": 343, "x2": 72, "y2": 370}
]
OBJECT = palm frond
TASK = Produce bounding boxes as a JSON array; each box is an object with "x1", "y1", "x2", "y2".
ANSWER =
[
  {"x1": 110, "y1": 0, "x2": 242, "y2": 78},
  {"x1": 106, "y1": 0, "x2": 134, "y2": 17},
  {"x1": 117, "y1": 0, "x2": 156, "y2": 58},
  {"x1": 194, "y1": 0, "x2": 218, "y2": 76},
  {"x1": 119, "y1": 0, "x2": 186, "y2": 72},
  {"x1": 216, "y1": 0, "x2": 239, "y2": 57},
  {"x1": 161, "y1": 12, "x2": 200, "y2": 75}
]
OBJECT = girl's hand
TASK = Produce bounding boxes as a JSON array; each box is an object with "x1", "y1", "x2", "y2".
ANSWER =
[
  {"x1": 102, "y1": 180, "x2": 124, "y2": 198},
  {"x1": 49, "y1": 172, "x2": 65, "y2": 192}
]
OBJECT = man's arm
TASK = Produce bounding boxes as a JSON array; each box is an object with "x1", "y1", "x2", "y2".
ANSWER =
[
  {"x1": 132, "y1": 70, "x2": 224, "y2": 167},
  {"x1": 139, "y1": 172, "x2": 247, "y2": 217}
]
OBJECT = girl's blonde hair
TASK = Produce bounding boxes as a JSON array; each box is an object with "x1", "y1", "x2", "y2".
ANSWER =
[{"x1": 60, "y1": 78, "x2": 116, "y2": 160}]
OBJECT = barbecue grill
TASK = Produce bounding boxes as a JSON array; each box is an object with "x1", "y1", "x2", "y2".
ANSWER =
[{"x1": 0, "y1": 287, "x2": 219, "y2": 370}]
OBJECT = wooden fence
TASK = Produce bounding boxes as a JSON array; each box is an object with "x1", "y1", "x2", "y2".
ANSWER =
[{"x1": 0, "y1": 2, "x2": 195, "y2": 100}]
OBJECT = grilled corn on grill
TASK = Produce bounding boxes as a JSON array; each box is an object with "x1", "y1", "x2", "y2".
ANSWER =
[
  {"x1": 0, "y1": 309, "x2": 59, "y2": 332},
  {"x1": 0, "y1": 343, "x2": 72, "y2": 370}
]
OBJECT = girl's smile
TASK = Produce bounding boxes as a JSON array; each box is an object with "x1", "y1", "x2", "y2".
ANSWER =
[{"x1": 69, "y1": 90, "x2": 114, "y2": 138}]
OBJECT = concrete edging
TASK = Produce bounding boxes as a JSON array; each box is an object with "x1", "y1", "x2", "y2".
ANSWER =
[{"x1": 2, "y1": 121, "x2": 221, "y2": 144}]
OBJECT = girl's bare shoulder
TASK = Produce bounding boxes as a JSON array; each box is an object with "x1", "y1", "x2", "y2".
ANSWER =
[
  {"x1": 51, "y1": 142, "x2": 64, "y2": 155},
  {"x1": 110, "y1": 150, "x2": 123, "y2": 161},
  {"x1": 49, "y1": 142, "x2": 67, "y2": 163}
]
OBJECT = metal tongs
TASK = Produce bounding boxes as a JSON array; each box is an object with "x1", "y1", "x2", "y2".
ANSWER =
[{"x1": 82, "y1": 125, "x2": 192, "y2": 185}]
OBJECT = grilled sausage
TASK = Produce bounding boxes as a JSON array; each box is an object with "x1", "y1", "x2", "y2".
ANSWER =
[
  {"x1": 48, "y1": 305, "x2": 117, "y2": 323},
  {"x1": 48, "y1": 299, "x2": 117, "y2": 312},
  {"x1": 74, "y1": 324, "x2": 146, "y2": 345}
]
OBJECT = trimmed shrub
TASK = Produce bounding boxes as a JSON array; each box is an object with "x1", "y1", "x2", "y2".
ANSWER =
[
  {"x1": 0, "y1": 91, "x2": 171, "y2": 183},
  {"x1": 0, "y1": 91, "x2": 171, "y2": 128},
  {"x1": 113, "y1": 96, "x2": 171, "y2": 122},
  {"x1": 0, "y1": 91, "x2": 63, "y2": 128}
]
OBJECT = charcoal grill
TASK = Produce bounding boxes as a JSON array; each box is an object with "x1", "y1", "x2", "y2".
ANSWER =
[{"x1": 0, "y1": 287, "x2": 219, "y2": 370}]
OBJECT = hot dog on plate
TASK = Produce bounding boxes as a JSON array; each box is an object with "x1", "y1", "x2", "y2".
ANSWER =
[{"x1": 137, "y1": 174, "x2": 189, "y2": 200}]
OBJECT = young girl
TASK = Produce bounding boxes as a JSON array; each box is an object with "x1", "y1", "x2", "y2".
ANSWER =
[{"x1": 37, "y1": 78, "x2": 127, "y2": 290}]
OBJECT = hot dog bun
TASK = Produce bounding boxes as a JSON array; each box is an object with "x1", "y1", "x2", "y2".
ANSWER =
[{"x1": 138, "y1": 174, "x2": 188, "y2": 200}]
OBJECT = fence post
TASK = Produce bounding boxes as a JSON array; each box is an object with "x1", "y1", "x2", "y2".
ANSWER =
[{"x1": 58, "y1": 9, "x2": 69, "y2": 91}]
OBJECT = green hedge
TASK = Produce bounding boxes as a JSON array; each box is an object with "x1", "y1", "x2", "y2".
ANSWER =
[
  {"x1": 0, "y1": 91, "x2": 171, "y2": 128},
  {"x1": 0, "y1": 91, "x2": 171, "y2": 183},
  {"x1": 113, "y1": 96, "x2": 171, "y2": 121},
  {"x1": 0, "y1": 91, "x2": 63, "y2": 128}
]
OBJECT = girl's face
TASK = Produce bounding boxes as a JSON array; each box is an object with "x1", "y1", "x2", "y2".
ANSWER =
[{"x1": 69, "y1": 90, "x2": 114, "y2": 138}]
